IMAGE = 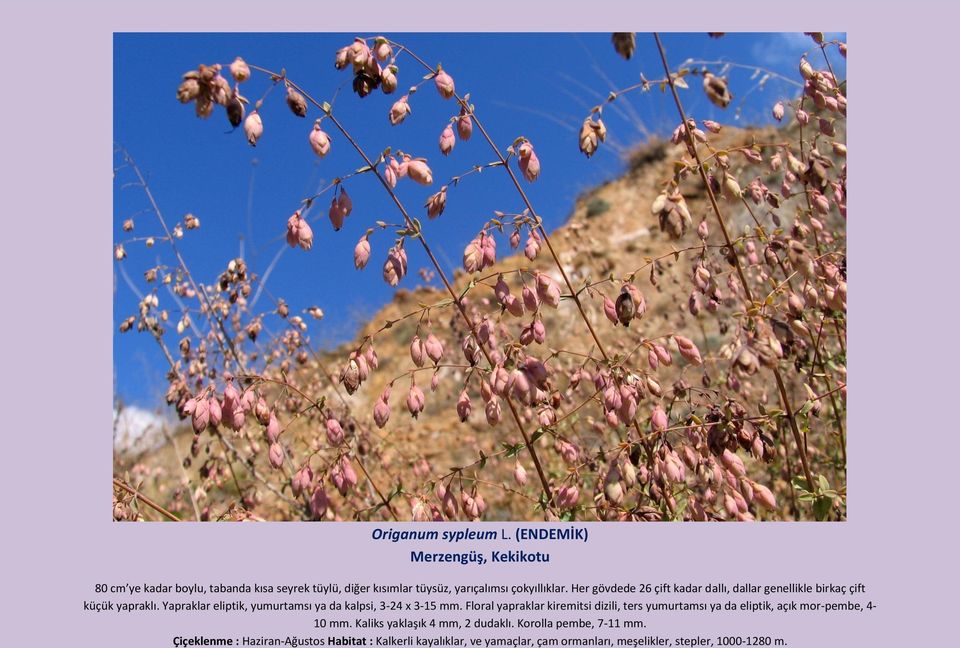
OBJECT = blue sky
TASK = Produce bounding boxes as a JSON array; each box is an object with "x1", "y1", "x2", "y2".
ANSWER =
[{"x1": 113, "y1": 32, "x2": 845, "y2": 409}]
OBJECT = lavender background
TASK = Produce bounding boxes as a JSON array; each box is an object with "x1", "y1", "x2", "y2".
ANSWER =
[{"x1": 4, "y1": 1, "x2": 958, "y2": 646}]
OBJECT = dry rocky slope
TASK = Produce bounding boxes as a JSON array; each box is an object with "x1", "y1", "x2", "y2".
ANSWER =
[
  {"x1": 120, "y1": 124, "x2": 845, "y2": 521},
  {"x1": 300, "y1": 125, "x2": 819, "y2": 516}
]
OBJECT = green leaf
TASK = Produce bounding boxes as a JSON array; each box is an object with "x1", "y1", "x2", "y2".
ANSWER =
[
  {"x1": 500, "y1": 443, "x2": 523, "y2": 458},
  {"x1": 813, "y1": 496, "x2": 833, "y2": 521},
  {"x1": 818, "y1": 474, "x2": 830, "y2": 493},
  {"x1": 530, "y1": 427, "x2": 545, "y2": 445}
]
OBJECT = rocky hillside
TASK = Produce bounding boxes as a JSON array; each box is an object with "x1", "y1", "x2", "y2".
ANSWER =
[{"x1": 117, "y1": 123, "x2": 845, "y2": 521}]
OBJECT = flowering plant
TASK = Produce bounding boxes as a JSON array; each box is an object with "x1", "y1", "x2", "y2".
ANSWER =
[{"x1": 114, "y1": 33, "x2": 846, "y2": 522}]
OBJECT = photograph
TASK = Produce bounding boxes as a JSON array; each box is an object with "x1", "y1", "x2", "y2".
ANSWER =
[{"x1": 112, "y1": 32, "x2": 847, "y2": 522}]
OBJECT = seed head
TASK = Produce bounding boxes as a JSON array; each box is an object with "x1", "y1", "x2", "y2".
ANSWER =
[
  {"x1": 380, "y1": 65, "x2": 398, "y2": 94},
  {"x1": 285, "y1": 86, "x2": 308, "y2": 118},
  {"x1": 352, "y1": 71, "x2": 379, "y2": 97},
  {"x1": 191, "y1": 397, "x2": 209, "y2": 434},
  {"x1": 207, "y1": 397, "x2": 222, "y2": 427},
  {"x1": 434, "y1": 68, "x2": 455, "y2": 99},
  {"x1": 373, "y1": 388, "x2": 391, "y2": 428},
  {"x1": 373, "y1": 38, "x2": 392, "y2": 62},
  {"x1": 702, "y1": 73, "x2": 732, "y2": 108},
  {"x1": 456, "y1": 390, "x2": 472, "y2": 422},
  {"x1": 331, "y1": 456, "x2": 358, "y2": 495},
  {"x1": 702, "y1": 119, "x2": 722, "y2": 133},
  {"x1": 535, "y1": 272, "x2": 561, "y2": 309},
  {"x1": 438, "y1": 123, "x2": 456, "y2": 156},
  {"x1": 772, "y1": 101, "x2": 785, "y2": 121},
  {"x1": 292, "y1": 465, "x2": 313, "y2": 498},
  {"x1": 721, "y1": 448, "x2": 746, "y2": 478},
  {"x1": 177, "y1": 78, "x2": 200, "y2": 104},
  {"x1": 406, "y1": 383, "x2": 425, "y2": 418},
  {"x1": 752, "y1": 481, "x2": 777, "y2": 510},
  {"x1": 425, "y1": 187, "x2": 447, "y2": 219},
  {"x1": 513, "y1": 462, "x2": 528, "y2": 487},
  {"x1": 309, "y1": 121, "x2": 331, "y2": 157},
  {"x1": 611, "y1": 32, "x2": 636, "y2": 60},
  {"x1": 424, "y1": 334, "x2": 444, "y2": 364},
  {"x1": 457, "y1": 108, "x2": 473, "y2": 140},
  {"x1": 578, "y1": 118, "x2": 604, "y2": 157},
  {"x1": 603, "y1": 295, "x2": 618, "y2": 325},
  {"x1": 354, "y1": 236, "x2": 371, "y2": 270},
  {"x1": 340, "y1": 359, "x2": 361, "y2": 394},
  {"x1": 615, "y1": 289, "x2": 634, "y2": 327},
  {"x1": 229, "y1": 57, "x2": 250, "y2": 83},
  {"x1": 409, "y1": 335, "x2": 425, "y2": 367},
  {"x1": 286, "y1": 211, "x2": 313, "y2": 250},
  {"x1": 389, "y1": 95, "x2": 412, "y2": 125},
  {"x1": 226, "y1": 95, "x2": 245, "y2": 128},
  {"x1": 265, "y1": 413, "x2": 280, "y2": 444},
  {"x1": 310, "y1": 487, "x2": 330, "y2": 519},
  {"x1": 651, "y1": 405, "x2": 668, "y2": 434},
  {"x1": 406, "y1": 159, "x2": 433, "y2": 185},
  {"x1": 334, "y1": 47, "x2": 350, "y2": 70},
  {"x1": 673, "y1": 335, "x2": 703, "y2": 365},
  {"x1": 483, "y1": 396, "x2": 502, "y2": 426},
  {"x1": 325, "y1": 418, "x2": 344, "y2": 446},
  {"x1": 243, "y1": 112, "x2": 263, "y2": 146},
  {"x1": 517, "y1": 140, "x2": 541, "y2": 182},
  {"x1": 268, "y1": 442, "x2": 284, "y2": 469},
  {"x1": 522, "y1": 286, "x2": 539, "y2": 313},
  {"x1": 604, "y1": 466, "x2": 625, "y2": 506},
  {"x1": 382, "y1": 245, "x2": 408, "y2": 286},
  {"x1": 556, "y1": 484, "x2": 580, "y2": 509}
]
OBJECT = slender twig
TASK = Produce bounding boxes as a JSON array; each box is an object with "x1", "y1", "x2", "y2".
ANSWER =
[
  {"x1": 162, "y1": 426, "x2": 202, "y2": 521},
  {"x1": 353, "y1": 455, "x2": 397, "y2": 520},
  {"x1": 678, "y1": 59, "x2": 804, "y2": 88},
  {"x1": 114, "y1": 478, "x2": 180, "y2": 522},
  {"x1": 118, "y1": 147, "x2": 245, "y2": 371}
]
